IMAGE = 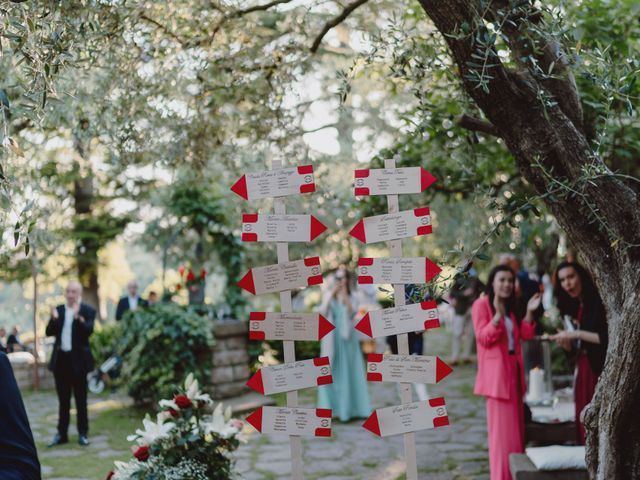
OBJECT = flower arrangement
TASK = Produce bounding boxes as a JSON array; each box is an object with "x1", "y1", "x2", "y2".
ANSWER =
[
  {"x1": 177, "y1": 264, "x2": 207, "y2": 293},
  {"x1": 107, "y1": 373, "x2": 243, "y2": 480}
]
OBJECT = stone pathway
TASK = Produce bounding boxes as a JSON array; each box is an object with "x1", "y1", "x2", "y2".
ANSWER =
[
  {"x1": 23, "y1": 328, "x2": 489, "y2": 479},
  {"x1": 234, "y1": 328, "x2": 490, "y2": 479}
]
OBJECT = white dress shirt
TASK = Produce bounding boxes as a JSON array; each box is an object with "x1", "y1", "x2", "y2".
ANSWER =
[
  {"x1": 61, "y1": 306, "x2": 75, "y2": 352},
  {"x1": 128, "y1": 296, "x2": 138, "y2": 311}
]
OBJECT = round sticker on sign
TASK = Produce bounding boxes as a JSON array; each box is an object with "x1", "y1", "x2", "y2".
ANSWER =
[{"x1": 304, "y1": 175, "x2": 312, "y2": 183}]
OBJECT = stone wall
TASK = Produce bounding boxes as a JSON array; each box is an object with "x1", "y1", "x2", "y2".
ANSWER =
[
  {"x1": 9, "y1": 356, "x2": 55, "y2": 391},
  {"x1": 209, "y1": 320, "x2": 251, "y2": 399}
]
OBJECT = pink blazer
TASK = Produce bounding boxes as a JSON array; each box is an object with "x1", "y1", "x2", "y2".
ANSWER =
[{"x1": 472, "y1": 295, "x2": 536, "y2": 400}]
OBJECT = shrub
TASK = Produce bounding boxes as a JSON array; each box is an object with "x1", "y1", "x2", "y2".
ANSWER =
[
  {"x1": 90, "y1": 322, "x2": 123, "y2": 366},
  {"x1": 119, "y1": 304, "x2": 214, "y2": 405},
  {"x1": 108, "y1": 374, "x2": 242, "y2": 480}
]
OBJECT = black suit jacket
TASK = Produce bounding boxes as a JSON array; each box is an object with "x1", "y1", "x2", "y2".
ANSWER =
[
  {"x1": 581, "y1": 294, "x2": 608, "y2": 376},
  {"x1": 0, "y1": 353, "x2": 41, "y2": 479},
  {"x1": 46, "y1": 303, "x2": 96, "y2": 375},
  {"x1": 115, "y1": 296, "x2": 147, "y2": 321}
]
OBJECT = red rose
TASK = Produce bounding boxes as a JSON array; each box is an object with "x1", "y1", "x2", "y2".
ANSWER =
[
  {"x1": 176, "y1": 283, "x2": 182, "y2": 291},
  {"x1": 167, "y1": 408, "x2": 179, "y2": 418},
  {"x1": 174, "y1": 394, "x2": 193, "y2": 409},
  {"x1": 178, "y1": 265, "x2": 185, "y2": 276},
  {"x1": 133, "y1": 445, "x2": 150, "y2": 461},
  {"x1": 187, "y1": 270, "x2": 196, "y2": 282},
  {"x1": 200, "y1": 269, "x2": 206, "y2": 280},
  {"x1": 105, "y1": 472, "x2": 115, "y2": 480}
]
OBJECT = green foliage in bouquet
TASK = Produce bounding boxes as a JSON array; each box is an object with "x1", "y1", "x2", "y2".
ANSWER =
[
  {"x1": 119, "y1": 305, "x2": 214, "y2": 405},
  {"x1": 108, "y1": 374, "x2": 243, "y2": 480}
]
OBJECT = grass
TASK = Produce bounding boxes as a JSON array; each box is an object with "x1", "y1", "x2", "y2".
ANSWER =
[{"x1": 34, "y1": 395, "x2": 146, "y2": 479}]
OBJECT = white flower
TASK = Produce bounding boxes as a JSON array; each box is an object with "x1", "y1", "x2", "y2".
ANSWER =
[
  {"x1": 127, "y1": 414, "x2": 175, "y2": 446},
  {"x1": 184, "y1": 372, "x2": 212, "y2": 404},
  {"x1": 201, "y1": 403, "x2": 242, "y2": 439},
  {"x1": 159, "y1": 399, "x2": 179, "y2": 411}
]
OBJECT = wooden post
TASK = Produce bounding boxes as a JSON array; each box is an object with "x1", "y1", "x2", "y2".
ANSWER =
[
  {"x1": 385, "y1": 157, "x2": 417, "y2": 480},
  {"x1": 272, "y1": 159, "x2": 304, "y2": 480},
  {"x1": 31, "y1": 259, "x2": 40, "y2": 391}
]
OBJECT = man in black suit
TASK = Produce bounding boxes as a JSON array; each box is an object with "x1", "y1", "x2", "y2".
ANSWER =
[
  {"x1": 115, "y1": 280, "x2": 147, "y2": 321},
  {"x1": 0, "y1": 352, "x2": 41, "y2": 479},
  {"x1": 46, "y1": 281, "x2": 95, "y2": 447}
]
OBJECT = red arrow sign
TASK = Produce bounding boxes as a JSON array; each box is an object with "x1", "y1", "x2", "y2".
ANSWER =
[
  {"x1": 357, "y1": 257, "x2": 441, "y2": 285},
  {"x1": 238, "y1": 257, "x2": 323, "y2": 296},
  {"x1": 246, "y1": 357, "x2": 332, "y2": 396},
  {"x1": 354, "y1": 166, "x2": 436, "y2": 196},
  {"x1": 231, "y1": 165, "x2": 315, "y2": 201},
  {"x1": 349, "y1": 207, "x2": 432, "y2": 244},
  {"x1": 366, "y1": 354, "x2": 453, "y2": 384},
  {"x1": 241, "y1": 214, "x2": 327, "y2": 242},
  {"x1": 354, "y1": 301, "x2": 440, "y2": 338},
  {"x1": 248, "y1": 312, "x2": 334, "y2": 341},
  {"x1": 362, "y1": 397, "x2": 449, "y2": 437},
  {"x1": 246, "y1": 406, "x2": 332, "y2": 437}
]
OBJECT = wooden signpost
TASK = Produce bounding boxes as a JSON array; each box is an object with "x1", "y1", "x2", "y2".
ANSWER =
[
  {"x1": 349, "y1": 158, "x2": 452, "y2": 480},
  {"x1": 231, "y1": 161, "x2": 331, "y2": 480}
]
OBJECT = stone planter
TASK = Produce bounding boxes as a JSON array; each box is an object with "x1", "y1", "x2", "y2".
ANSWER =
[
  {"x1": 8, "y1": 353, "x2": 55, "y2": 391},
  {"x1": 209, "y1": 320, "x2": 250, "y2": 399}
]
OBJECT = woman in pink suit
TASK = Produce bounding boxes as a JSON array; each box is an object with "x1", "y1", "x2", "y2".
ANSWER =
[{"x1": 472, "y1": 265, "x2": 541, "y2": 480}]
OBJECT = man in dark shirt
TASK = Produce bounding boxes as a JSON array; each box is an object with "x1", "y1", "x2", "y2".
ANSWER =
[{"x1": 0, "y1": 352, "x2": 41, "y2": 480}]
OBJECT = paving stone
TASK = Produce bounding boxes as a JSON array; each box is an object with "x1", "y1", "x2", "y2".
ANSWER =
[{"x1": 254, "y1": 459, "x2": 291, "y2": 476}]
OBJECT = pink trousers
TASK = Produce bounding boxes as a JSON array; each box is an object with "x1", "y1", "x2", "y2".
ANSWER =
[{"x1": 486, "y1": 355, "x2": 524, "y2": 480}]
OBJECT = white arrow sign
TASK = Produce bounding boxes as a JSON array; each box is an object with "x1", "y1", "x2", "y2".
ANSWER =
[
  {"x1": 241, "y1": 214, "x2": 327, "y2": 242},
  {"x1": 357, "y1": 257, "x2": 441, "y2": 285},
  {"x1": 246, "y1": 406, "x2": 332, "y2": 437},
  {"x1": 362, "y1": 398, "x2": 449, "y2": 437},
  {"x1": 238, "y1": 257, "x2": 323, "y2": 296},
  {"x1": 354, "y1": 301, "x2": 440, "y2": 338},
  {"x1": 349, "y1": 208, "x2": 432, "y2": 244},
  {"x1": 246, "y1": 357, "x2": 332, "y2": 396},
  {"x1": 354, "y1": 167, "x2": 436, "y2": 196},
  {"x1": 231, "y1": 165, "x2": 315, "y2": 201},
  {"x1": 248, "y1": 312, "x2": 335, "y2": 341},
  {"x1": 366, "y1": 354, "x2": 453, "y2": 384}
]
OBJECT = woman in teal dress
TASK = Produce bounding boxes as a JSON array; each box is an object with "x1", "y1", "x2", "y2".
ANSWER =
[{"x1": 318, "y1": 267, "x2": 371, "y2": 421}]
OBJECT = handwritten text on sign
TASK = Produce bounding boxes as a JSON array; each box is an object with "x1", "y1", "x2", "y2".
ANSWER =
[
  {"x1": 355, "y1": 301, "x2": 440, "y2": 338},
  {"x1": 357, "y1": 257, "x2": 441, "y2": 285},
  {"x1": 246, "y1": 406, "x2": 332, "y2": 437},
  {"x1": 362, "y1": 398, "x2": 449, "y2": 437},
  {"x1": 349, "y1": 208, "x2": 432, "y2": 244},
  {"x1": 248, "y1": 312, "x2": 334, "y2": 341},
  {"x1": 367, "y1": 354, "x2": 453, "y2": 384},
  {"x1": 231, "y1": 165, "x2": 315, "y2": 201},
  {"x1": 354, "y1": 167, "x2": 436, "y2": 196},
  {"x1": 247, "y1": 357, "x2": 332, "y2": 395},
  {"x1": 238, "y1": 257, "x2": 322, "y2": 296},
  {"x1": 241, "y1": 214, "x2": 326, "y2": 242}
]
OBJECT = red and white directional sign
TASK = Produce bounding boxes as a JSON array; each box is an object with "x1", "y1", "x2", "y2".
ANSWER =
[
  {"x1": 246, "y1": 406, "x2": 332, "y2": 437},
  {"x1": 354, "y1": 301, "x2": 440, "y2": 338},
  {"x1": 349, "y1": 207, "x2": 432, "y2": 244},
  {"x1": 357, "y1": 257, "x2": 441, "y2": 285},
  {"x1": 241, "y1": 214, "x2": 327, "y2": 242},
  {"x1": 246, "y1": 357, "x2": 332, "y2": 396},
  {"x1": 366, "y1": 354, "x2": 452, "y2": 384},
  {"x1": 238, "y1": 257, "x2": 323, "y2": 296},
  {"x1": 231, "y1": 165, "x2": 315, "y2": 201},
  {"x1": 248, "y1": 312, "x2": 335, "y2": 341},
  {"x1": 354, "y1": 167, "x2": 436, "y2": 196},
  {"x1": 362, "y1": 397, "x2": 449, "y2": 437}
]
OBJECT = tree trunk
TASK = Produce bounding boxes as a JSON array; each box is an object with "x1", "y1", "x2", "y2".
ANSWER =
[{"x1": 417, "y1": 2, "x2": 640, "y2": 477}]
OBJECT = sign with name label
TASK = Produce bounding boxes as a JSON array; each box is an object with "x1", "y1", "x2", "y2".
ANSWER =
[
  {"x1": 231, "y1": 165, "x2": 315, "y2": 201},
  {"x1": 357, "y1": 257, "x2": 441, "y2": 285},
  {"x1": 349, "y1": 208, "x2": 432, "y2": 244},
  {"x1": 362, "y1": 398, "x2": 449, "y2": 437},
  {"x1": 366, "y1": 354, "x2": 452, "y2": 384},
  {"x1": 248, "y1": 312, "x2": 335, "y2": 341},
  {"x1": 238, "y1": 257, "x2": 322, "y2": 296},
  {"x1": 246, "y1": 357, "x2": 332, "y2": 395},
  {"x1": 354, "y1": 167, "x2": 436, "y2": 196},
  {"x1": 355, "y1": 301, "x2": 440, "y2": 338},
  {"x1": 246, "y1": 406, "x2": 332, "y2": 437},
  {"x1": 241, "y1": 214, "x2": 327, "y2": 242}
]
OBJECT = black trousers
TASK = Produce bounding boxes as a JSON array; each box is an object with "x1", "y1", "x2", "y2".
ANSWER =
[{"x1": 54, "y1": 351, "x2": 88, "y2": 437}]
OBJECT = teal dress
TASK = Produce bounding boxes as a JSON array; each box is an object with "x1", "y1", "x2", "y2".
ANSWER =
[{"x1": 318, "y1": 299, "x2": 371, "y2": 421}]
